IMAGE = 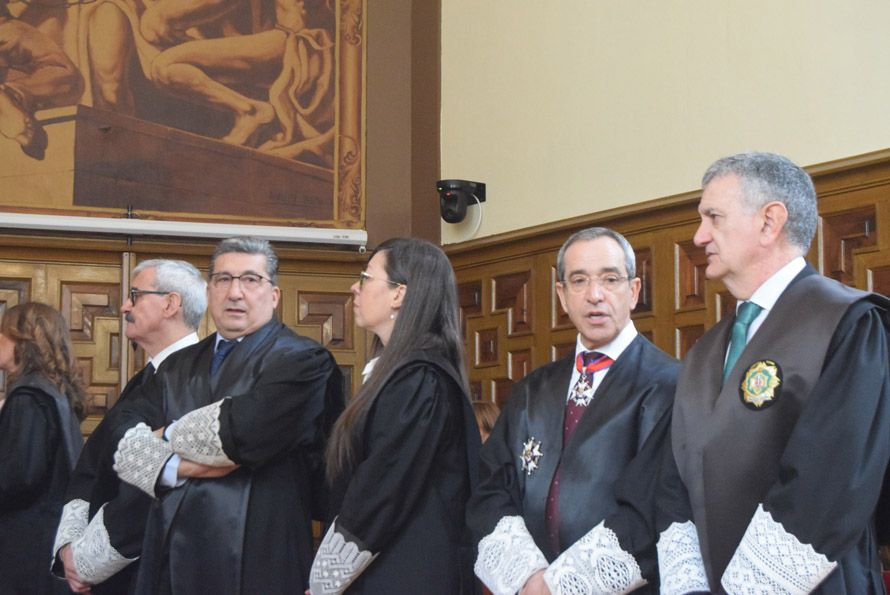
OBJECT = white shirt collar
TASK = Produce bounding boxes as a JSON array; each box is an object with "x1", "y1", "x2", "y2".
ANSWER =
[
  {"x1": 746, "y1": 256, "x2": 806, "y2": 314},
  {"x1": 573, "y1": 320, "x2": 638, "y2": 362},
  {"x1": 362, "y1": 357, "x2": 379, "y2": 384},
  {"x1": 149, "y1": 332, "x2": 200, "y2": 371},
  {"x1": 214, "y1": 334, "x2": 244, "y2": 352}
]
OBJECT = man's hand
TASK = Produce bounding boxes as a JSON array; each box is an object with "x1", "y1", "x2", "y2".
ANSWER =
[
  {"x1": 177, "y1": 459, "x2": 240, "y2": 479},
  {"x1": 519, "y1": 569, "x2": 552, "y2": 595},
  {"x1": 60, "y1": 544, "x2": 92, "y2": 594}
]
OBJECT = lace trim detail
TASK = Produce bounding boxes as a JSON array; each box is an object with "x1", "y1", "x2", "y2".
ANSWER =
[
  {"x1": 168, "y1": 400, "x2": 234, "y2": 466},
  {"x1": 52, "y1": 498, "x2": 89, "y2": 559},
  {"x1": 543, "y1": 521, "x2": 645, "y2": 595},
  {"x1": 309, "y1": 520, "x2": 376, "y2": 595},
  {"x1": 113, "y1": 422, "x2": 172, "y2": 497},
  {"x1": 475, "y1": 516, "x2": 549, "y2": 595},
  {"x1": 721, "y1": 504, "x2": 836, "y2": 594},
  {"x1": 71, "y1": 506, "x2": 137, "y2": 584},
  {"x1": 657, "y1": 521, "x2": 710, "y2": 595}
]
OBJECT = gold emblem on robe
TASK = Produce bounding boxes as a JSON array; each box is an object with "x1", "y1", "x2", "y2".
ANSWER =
[{"x1": 740, "y1": 359, "x2": 782, "y2": 409}]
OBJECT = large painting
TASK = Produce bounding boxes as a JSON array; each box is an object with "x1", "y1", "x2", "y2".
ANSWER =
[{"x1": 0, "y1": 0, "x2": 364, "y2": 228}]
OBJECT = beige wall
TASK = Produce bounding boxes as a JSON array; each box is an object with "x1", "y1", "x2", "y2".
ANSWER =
[{"x1": 440, "y1": 1, "x2": 890, "y2": 243}]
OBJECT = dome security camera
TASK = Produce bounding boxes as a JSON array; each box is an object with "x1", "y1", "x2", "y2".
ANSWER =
[{"x1": 436, "y1": 180, "x2": 486, "y2": 223}]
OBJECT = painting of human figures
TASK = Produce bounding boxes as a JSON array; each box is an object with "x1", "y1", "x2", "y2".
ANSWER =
[{"x1": 0, "y1": 0, "x2": 365, "y2": 227}]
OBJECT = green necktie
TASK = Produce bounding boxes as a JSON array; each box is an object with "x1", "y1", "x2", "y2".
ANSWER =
[{"x1": 723, "y1": 301, "x2": 763, "y2": 382}]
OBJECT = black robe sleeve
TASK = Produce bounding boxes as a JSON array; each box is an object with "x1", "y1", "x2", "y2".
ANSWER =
[
  {"x1": 759, "y1": 303, "x2": 890, "y2": 560},
  {"x1": 217, "y1": 344, "x2": 338, "y2": 467},
  {"x1": 0, "y1": 388, "x2": 58, "y2": 508},
  {"x1": 335, "y1": 364, "x2": 455, "y2": 552}
]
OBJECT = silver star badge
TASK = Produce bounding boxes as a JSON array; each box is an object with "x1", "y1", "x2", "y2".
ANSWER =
[{"x1": 520, "y1": 437, "x2": 543, "y2": 476}]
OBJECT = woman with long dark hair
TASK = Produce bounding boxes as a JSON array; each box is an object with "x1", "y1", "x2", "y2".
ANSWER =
[
  {"x1": 309, "y1": 238, "x2": 480, "y2": 594},
  {"x1": 0, "y1": 302, "x2": 86, "y2": 594}
]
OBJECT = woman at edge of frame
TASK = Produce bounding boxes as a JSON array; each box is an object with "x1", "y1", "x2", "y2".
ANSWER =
[{"x1": 0, "y1": 302, "x2": 86, "y2": 594}]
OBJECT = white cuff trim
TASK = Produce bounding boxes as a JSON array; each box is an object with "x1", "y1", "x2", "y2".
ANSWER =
[
  {"x1": 52, "y1": 498, "x2": 89, "y2": 561},
  {"x1": 70, "y1": 506, "x2": 137, "y2": 584},
  {"x1": 168, "y1": 400, "x2": 235, "y2": 466},
  {"x1": 657, "y1": 520, "x2": 710, "y2": 595},
  {"x1": 309, "y1": 519, "x2": 376, "y2": 594},
  {"x1": 721, "y1": 504, "x2": 836, "y2": 594},
  {"x1": 475, "y1": 516, "x2": 549, "y2": 595},
  {"x1": 113, "y1": 422, "x2": 172, "y2": 497},
  {"x1": 543, "y1": 521, "x2": 645, "y2": 595}
]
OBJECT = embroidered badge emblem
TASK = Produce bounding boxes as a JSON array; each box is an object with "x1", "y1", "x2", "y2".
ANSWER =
[
  {"x1": 520, "y1": 437, "x2": 543, "y2": 476},
  {"x1": 739, "y1": 359, "x2": 782, "y2": 410}
]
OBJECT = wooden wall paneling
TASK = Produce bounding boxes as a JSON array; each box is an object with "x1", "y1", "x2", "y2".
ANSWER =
[{"x1": 449, "y1": 149, "x2": 890, "y2": 397}]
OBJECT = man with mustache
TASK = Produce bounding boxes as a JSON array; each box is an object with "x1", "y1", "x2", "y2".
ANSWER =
[
  {"x1": 52, "y1": 259, "x2": 206, "y2": 593},
  {"x1": 469, "y1": 227, "x2": 679, "y2": 594}
]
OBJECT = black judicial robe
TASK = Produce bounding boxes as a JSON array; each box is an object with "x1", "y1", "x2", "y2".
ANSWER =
[
  {"x1": 134, "y1": 318, "x2": 344, "y2": 595},
  {"x1": 661, "y1": 267, "x2": 890, "y2": 594},
  {"x1": 468, "y1": 334, "x2": 679, "y2": 589},
  {"x1": 327, "y1": 352, "x2": 481, "y2": 594},
  {"x1": 0, "y1": 375, "x2": 83, "y2": 595},
  {"x1": 52, "y1": 365, "x2": 153, "y2": 594}
]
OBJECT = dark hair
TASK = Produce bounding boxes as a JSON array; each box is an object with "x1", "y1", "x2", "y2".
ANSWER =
[
  {"x1": 209, "y1": 237, "x2": 279, "y2": 284},
  {"x1": 326, "y1": 238, "x2": 468, "y2": 480},
  {"x1": 472, "y1": 400, "x2": 500, "y2": 441},
  {"x1": 2, "y1": 302, "x2": 87, "y2": 420},
  {"x1": 702, "y1": 151, "x2": 817, "y2": 251}
]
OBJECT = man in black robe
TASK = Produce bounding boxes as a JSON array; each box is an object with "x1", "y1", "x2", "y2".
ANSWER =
[
  {"x1": 112, "y1": 237, "x2": 344, "y2": 595},
  {"x1": 656, "y1": 152, "x2": 890, "y2": 593},
  {"x1": 468, "y1": 227, "x2": 679, "y2": 594},
  {"x1": 51, "y1": 258, "x2": 207, "y2": 593}
]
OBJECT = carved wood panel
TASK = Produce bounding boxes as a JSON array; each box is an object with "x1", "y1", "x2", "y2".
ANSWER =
[
  {"x1": 0, "y1": 244, "x2": 367, "y2": 432},
  {"x1": 449, "y1": 149, "x2": 890, "y2": 404}
]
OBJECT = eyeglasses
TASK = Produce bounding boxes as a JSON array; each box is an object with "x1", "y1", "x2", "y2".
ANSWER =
[
  {"x1": 563, "y1": 274, "x2": 629, "y2": 294},
  {"x1": 129, "y1": 288, "x2": 170, "y2": 304},
  {"x1": 358, "y1": 271, "x2": 404, "y2": 289},
  {"x1": 209, "y1": 272, "x2": 272, "y2": 291}
]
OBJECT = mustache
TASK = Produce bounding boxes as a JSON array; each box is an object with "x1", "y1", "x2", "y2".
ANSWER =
[{"x1": 124, "y1": 313, "x2": 135, "y2": 323}]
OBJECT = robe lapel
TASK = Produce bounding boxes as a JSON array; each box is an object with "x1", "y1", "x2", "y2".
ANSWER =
[{"x1": 521, "y1": 357, "x2": 573, "y2": 544}]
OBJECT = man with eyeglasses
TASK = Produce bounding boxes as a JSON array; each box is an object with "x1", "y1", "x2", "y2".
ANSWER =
[
  {"x1": 110, "y1": 237, "x2": 344, "y2": 595},
  {"x1": 52, "y1": 259, "x2": 207, "y2": 593},
  {"x1": 469, "y1": 227, "x2": 679, "y2": 594}
]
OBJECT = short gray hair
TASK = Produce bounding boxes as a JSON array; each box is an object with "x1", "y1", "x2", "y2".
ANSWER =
[
  {"x1": 556, "y1": 227, "x2": 636, "y2": 282},
  {"x1": 133, "y1": 259, "x2": 207, "y2": 329},
  {"x1": 702, "y1": 151, "x2": 817, "y2": 251},
  {"x1": 209, "y1": 237, "x2": 279, "y2": 284}
]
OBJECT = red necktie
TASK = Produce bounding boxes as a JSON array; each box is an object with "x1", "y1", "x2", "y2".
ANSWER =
[{"x1": 545, "y1": 351, "x2": 614, "y2": 553}]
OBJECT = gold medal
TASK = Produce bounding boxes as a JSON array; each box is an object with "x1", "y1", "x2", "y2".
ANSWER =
[{"x1": 739, "y1": 359, "x2": 782, "y2": 410}]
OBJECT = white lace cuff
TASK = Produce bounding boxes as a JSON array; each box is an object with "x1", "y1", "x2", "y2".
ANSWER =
[
  {"x1": 721, "y1": 504, "x2": 836, "y2": 594},
  {"x1": 167, "y1": 400, "x2": 235, "y2": 466},
  {"x1": 70, "y1": 506, "x2": 137, "y2": 585},
  {"x1": 52, "y1": 499, "x2": 89, "y2": 561},
  {"x1": 309, "y1": 520, "x2": 377, "y2": 594},
  {"x1": 475, "y1": 516, "x2": 549, "y2": 595},
  {"x1": 113, "y1": 422, "x2": 172, "y2": 497},
  {"x1": 543, "y1": 521, "x2": 646, "y2": 594},
  {"x1": 657, "y1": 520, "x2": 710, "y2": 595}
]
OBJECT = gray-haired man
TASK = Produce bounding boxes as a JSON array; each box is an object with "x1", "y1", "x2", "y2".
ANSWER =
[{"x1": 53, "y1": 259, "x2": 207, "y2": 593}]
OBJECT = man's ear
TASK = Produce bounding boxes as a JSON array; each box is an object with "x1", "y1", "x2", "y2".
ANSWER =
[
  {"x1": 760, "y1": 201, "x2": 788, "y2": 245},
  {"x1": 163, "y1": 292, "x2": 182, "y2": 319}
]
